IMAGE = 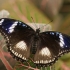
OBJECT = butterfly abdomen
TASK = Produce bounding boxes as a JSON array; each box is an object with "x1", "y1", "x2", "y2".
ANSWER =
[
  {"x1": 30, "y1": 29, "x2": 40, "y2": 54},
  {"x1": 30, "y1": 35, "x2": 39, "y2": 54},
  {"x1": 31, "y1": 44, "x2": 37, "y2": 54},
  {"x1": 30, "y1": 39, "x2": 38, "y2": 54}
]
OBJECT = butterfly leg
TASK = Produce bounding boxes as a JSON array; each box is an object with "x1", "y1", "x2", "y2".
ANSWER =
[
  {"x1": 45, "y1": 67, "x2": 48, "y2": 70},
  {"x1": 50, "y1": 65, "x2": 55, "y2": 70},
  {"x1": 40, "y1": 67, "x2": 43, "y2": 70}
]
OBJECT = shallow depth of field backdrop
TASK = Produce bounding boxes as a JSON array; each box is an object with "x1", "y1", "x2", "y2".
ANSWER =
[{"x1": 0, "y1": 0, "x2": 70, "y2": 70}]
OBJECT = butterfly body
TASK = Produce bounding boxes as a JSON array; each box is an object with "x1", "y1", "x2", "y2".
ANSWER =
[{"x1": 0, "y1": 18, "x2": 70, "y2": 67}]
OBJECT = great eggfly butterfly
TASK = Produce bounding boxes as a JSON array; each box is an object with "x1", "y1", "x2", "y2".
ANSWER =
[{"x1": 0, "y1": 18, "x2": 70, "y2": 67}]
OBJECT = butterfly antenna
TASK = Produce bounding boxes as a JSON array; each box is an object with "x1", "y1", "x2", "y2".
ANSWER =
[
  {"x1": 43, "y1": 20, "x2": 53, "y2": 28},
  {"x1": 31, "y1": 17, "x2": 38, "y2": 29},
  {"x1": 40, "y1": 20, "x2": 53, "y2": 32}
]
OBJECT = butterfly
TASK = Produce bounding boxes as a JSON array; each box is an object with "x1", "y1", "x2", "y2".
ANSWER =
[{"x1": 0, "y1": 18, "x2": 70, "y2": 67}]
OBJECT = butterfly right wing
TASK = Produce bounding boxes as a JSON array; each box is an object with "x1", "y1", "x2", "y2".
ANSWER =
[
  {"x1": 33, "y1": 31, "x2": 70, "y2": 66},
  {"x1": 0, "y1": 18, "x2": 35, "y2": 61}
]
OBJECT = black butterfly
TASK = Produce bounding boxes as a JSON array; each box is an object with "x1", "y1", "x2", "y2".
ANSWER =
[{"x1": 0, "y1": 18, "x2": 70, "y2": 67}]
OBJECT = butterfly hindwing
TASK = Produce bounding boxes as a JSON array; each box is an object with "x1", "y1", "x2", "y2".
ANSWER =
[
  {"x1": 0, "y1": 18, "x2": 35, "y2": 61},
  {"x1": 34, "y1": 31, "x2": 70, "y2": 66}
]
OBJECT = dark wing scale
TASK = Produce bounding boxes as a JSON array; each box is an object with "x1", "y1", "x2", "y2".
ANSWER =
[
  {"x1": 34, "y1": 31, "x2": 70, "y2": 66},
  {"x1": 0, "y1": 18, "x2": 35, "y2": 61}
]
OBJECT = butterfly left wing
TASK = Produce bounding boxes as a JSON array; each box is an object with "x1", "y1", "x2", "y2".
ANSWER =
[
  {"x1": 0, "y1": 18, "x2": 35, "y2": 61},
  {"x1": 34, "y1": 31, "x2": 70, "y2": 66}
]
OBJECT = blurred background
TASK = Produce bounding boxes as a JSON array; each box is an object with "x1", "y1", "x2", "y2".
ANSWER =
[{"x1": 0, "y1": 0, "x2": 70, "y2": 70}]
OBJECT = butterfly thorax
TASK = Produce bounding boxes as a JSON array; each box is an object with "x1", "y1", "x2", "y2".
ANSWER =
[
  {"x1": 31, "y1": 28, "x2": 40, "y2": 54},
  {"x1": 35, "y1": 28, "x2": 40, "y2": 35}
]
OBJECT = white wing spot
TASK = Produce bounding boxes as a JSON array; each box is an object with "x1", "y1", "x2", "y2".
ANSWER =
[
  {"x1": 16, "y1": 41, "x2": 27, "y2": 51},
  {"x1": 0, "y1": 19, "x2": 4, "y2": 25},
  {"x1": 39, "y1": 47, "x2": 51, "y2": 56},
  {"x1": 59, "y1": 34, "x2": 65, "y2": 48},
  {"x1": 9, "y1": 21, "x2": 18, "y2": 33}
]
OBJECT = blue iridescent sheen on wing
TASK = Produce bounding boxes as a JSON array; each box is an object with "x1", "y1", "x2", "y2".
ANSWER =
[
  {"x1": 63, "y1": 34, "x2": 70, "y2": 48},
  {"x1": 45, "y1": 31, "x2": 70, "y2": 49},
  {"x1": 0, "y1": 18, "x2": 34, "y2": 34}
]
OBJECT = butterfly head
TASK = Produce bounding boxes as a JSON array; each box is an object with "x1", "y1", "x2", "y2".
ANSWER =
[{"x1": 36, "y1": 28, "x2": 40, "y2": 35}]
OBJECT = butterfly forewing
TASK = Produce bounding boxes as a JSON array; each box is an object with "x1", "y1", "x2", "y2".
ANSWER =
[
  {"x1": 34, "y1": 31, "x2": 70, "y2": 66},
  {"x1": 0, "y1": 18, "x2": 35, "y2": 61}
]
